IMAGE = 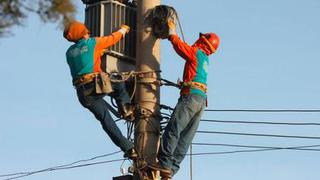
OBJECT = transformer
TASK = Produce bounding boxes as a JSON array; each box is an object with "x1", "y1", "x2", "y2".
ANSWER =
[{"x1": 83, "y1": 0, "x2": 137, "y2": 72}]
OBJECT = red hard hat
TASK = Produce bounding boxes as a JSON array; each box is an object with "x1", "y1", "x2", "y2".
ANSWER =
[
  {"x1": 63, "y1": 21, "x2": 89, "y2": 42},
  {"x1": 199, "y1": 32, "x2": 220, "y2": 53}
]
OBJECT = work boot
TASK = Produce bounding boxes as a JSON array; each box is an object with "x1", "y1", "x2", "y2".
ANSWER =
[
  {"x1": 148, "y1": 163, "x2": 172, "y2": 179},
  {"x1": 124, "y1": 148, "x2": 138, "y2": 160},
  {"x1": 119, "y1": 104, "x2": 134, "y2": 121}
]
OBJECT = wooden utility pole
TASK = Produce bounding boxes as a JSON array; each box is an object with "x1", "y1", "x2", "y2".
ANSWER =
[{"x1": 134, "y1": 0, "x2": 161, "y2": 179}]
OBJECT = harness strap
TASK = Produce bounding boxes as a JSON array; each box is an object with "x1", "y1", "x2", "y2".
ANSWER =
[
  {"x1": 180, "y1": 81, "x2": 207, "y2": 93},
  {"x1": 73, "y1": 73, "x2": 99, "y2": 87}
]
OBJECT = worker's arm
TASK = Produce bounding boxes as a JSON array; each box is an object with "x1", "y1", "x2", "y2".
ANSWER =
[
  {"x1": 168, "y1": 34, "x2": 197, "y2": 62},
  {"x1": 95, "y1": 25, "x2": 130, "y2": 53},
  {"x1": 95, "y1": 31, "x2": 123, "y2": 51}
]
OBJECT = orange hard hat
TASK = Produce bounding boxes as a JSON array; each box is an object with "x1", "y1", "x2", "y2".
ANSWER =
[
  {"x1": 63, "y1": 21, "x2": 89, "y2": 42},
  {"x1": 199, "y1": 32, "x2": 220, "y2": 53}
]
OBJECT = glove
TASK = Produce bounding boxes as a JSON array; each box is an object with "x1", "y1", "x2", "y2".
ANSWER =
[
  {"x1": 167, "y1": 20, "x2": 176, "y2": 36},
  {"x1": 118, "y1": 24, "x2": 130, "y2": 37},
  {"x1": 121, "y1": 24, "x2": 130, "y2": 33}
]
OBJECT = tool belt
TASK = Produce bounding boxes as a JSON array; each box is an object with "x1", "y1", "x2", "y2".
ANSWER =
[
  {"x1": 73, "y1": 72, "x2": 113, "y2": 95},
  {"x1": 73, "y1": 73, "x2": 97, "y2": 86},
  {"x1": 180, "y1": 81, "x2": 207, "y2": 93}
]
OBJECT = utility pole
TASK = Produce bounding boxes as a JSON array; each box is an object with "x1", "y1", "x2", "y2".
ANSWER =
[
  {"x1": 134, "y1": 0, "x2": 161, "y2": 179},
  {"x1": 82, "y1": 0, "x2": 161, "y2": 179}
]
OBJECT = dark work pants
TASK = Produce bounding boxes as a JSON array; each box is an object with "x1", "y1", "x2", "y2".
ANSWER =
[{"x1": 77, "y1": 81, "x2": 133, "y2": 152}]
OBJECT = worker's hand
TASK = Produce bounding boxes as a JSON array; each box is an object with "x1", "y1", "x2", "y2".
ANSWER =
[
  {"x1": 121, "y1": 24, "x2": 130, "y2": 33},
  {"x1": 167, "y1": 19, "x2": 176, "y2": 36},
  {"x1": 118, "y1": 24, "x2": 130, "y2": 37}
]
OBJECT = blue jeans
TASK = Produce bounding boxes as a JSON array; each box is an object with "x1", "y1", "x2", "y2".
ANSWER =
[
  {"x1": 159, "y1": 94, "x2": 206, "y2": 175},
  {"x1": 77, "y1": 81, "x2": 133, "y2": 152}
]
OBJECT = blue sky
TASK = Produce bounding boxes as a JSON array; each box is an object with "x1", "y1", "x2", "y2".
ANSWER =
[{"x1": 1, "y1": 0, "x2": 320, "y2": 180}]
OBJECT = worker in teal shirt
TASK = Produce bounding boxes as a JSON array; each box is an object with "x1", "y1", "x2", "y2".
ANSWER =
[{"x1": 64, "y1": 21, "x2": 136, "y2": 159}]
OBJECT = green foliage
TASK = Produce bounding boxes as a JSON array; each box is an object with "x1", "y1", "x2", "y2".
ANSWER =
[{"x1": 0, "y1": 0, "x2": 76, "y2": 37}]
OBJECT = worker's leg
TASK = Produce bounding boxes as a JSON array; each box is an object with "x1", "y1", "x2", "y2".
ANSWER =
[
  {"x1": 110, "y1": 81, "x2": 133, "y2": 118},
  {"x1": 171, "y1": 95, "x2": 205, "y2": 175},
  {"x1": 77, "y1": 89, "x2": 133, "y2": 152},
  {"x1": 158, "y1": 95, "x2": 198, "y2": 170}
]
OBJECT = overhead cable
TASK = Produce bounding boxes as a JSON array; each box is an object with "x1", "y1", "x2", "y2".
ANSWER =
[
  {"x1": 190, "y1": 144, "x2": 320, "y2": 156},
  {"x1": 197, "y1": 130, "x2": 320, "y2": 140},
  {"x1": 205, "y1": 109, "x2": 320, "y2": 113},
  {"x1": 201, "y1": 119, "x2": 320, "y2": 126},
  {"x1": 192, "y1": 143, "x2": 320, "y2": 151},
  {"x1": 190, "y1": 148, "x2": 296, "y2": 156},
  {"x1": 156, "y1": 106, "x2": 320, "y2": 113},
  {"x1": 2, "y1": 159, "x2": 124, "y2": 180},
  {"x1": 0, "y1": 151, "x2": 121, "y2": 179}
]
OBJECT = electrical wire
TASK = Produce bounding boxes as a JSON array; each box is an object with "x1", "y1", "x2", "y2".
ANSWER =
[
  {"x1": 2, "y1": 159, "x2": 125, "y2": 180},
  {"x1": 192, "y1": 143, "x2": 320, "y2": 151},
  {"x1": 0, "y1": 151, "x2": 121, "y2": 179},
  {"x1": 205, "y1": 109, "x2": 320, "y2": 113},
  {"x1": 154, "y1": 103, "x2": 320, "y2": 114},
  {"x1": 189, "y1": 143, "x2": 320, "y2": 156},
  {"x1": 201, "y1": 119, "x2": 320, "y2": 126},
  {"x1": 3, "y1": 144, "x2": 319, "y2": 179},
  {"x1": 190, "y1": 148, "x2": 293, "y2": 156},
  {"x1": 197, "y1": 130, "x2": 320, "y2": 140}
]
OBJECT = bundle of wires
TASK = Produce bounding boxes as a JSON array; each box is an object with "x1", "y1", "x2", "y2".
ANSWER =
[{"x1": 148, "y1": 5, "x2": 178, "y2": 39}]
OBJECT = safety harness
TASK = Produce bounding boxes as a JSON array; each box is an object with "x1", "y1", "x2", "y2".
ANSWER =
[
  {"x1": 73, "y1": 72, "x2": 113, "y2": 94},
  {"x1": 178, "y1": 80, "x2": 207, "y2": 93},
  {"x1": 73, "y1": 73, "x2": 98, "y2": 87}
]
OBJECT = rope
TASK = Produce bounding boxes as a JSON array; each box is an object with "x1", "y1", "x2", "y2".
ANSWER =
[
  {"x1": 130, "y1": 75, "x2": 137, "y2": 101},
  {"x1": 109, "y1": 71, "x2": 135, "y2": 83},
  {"x1": 109, "y1": 70, "x2": 160, "y2": 83},
  {"x1": 175, "y1": 8, "x2": 185, "y2": 42}
]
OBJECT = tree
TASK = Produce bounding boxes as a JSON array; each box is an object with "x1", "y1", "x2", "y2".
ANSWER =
[{"x1": 0, "y1": 0, "x2": 76, "y2": 37}]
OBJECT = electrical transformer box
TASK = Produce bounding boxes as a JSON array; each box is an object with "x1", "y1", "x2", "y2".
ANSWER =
[{"x1": 83, "y1": 0, "x2": 137, "y2": 72}]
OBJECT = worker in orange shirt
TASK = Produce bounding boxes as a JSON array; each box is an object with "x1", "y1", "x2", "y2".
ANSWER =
[
  {"x1": 63, "y1": 21, "x2": 136, "y2": 159},
  {"x1": 150, "y1": 20, "x2": 220, "y2": 178}
]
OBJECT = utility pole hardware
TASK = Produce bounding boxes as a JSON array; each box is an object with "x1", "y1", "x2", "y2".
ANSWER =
[{"x1": 134, "y1": 0, "x2": 161, "y2": 179}]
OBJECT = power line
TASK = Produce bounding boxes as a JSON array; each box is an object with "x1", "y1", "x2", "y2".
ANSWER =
[
  {"x1": 201, "y1": 119, "x2": 320, "y2": 126},
  {"x1": 2, "y1": 146, "x2": 319, "y2": 180},
  {"x1": 205, "y1": 109, "x2": 320, "y2": 113},
  {"x1": 190, "y1": 148, "x2": 291, "y2": 156},
  {"x1": 2, "y1": 159, "x2": 124, "y2": 180},
  {"x1": 197, "y1": 130, "x2": 320, "y2": 140},
  {"x1": 192, "y1": 143, "x2": 320, "y2": 151},
  {"x1": 158, "y1": 105, "x2": 320, "y2": 113},
  {"x1": 190, "y1": 144, "x2": 320, "y2": 156},
  {"x1": 159, "y1": 106, "x2": 320, "y2": 113},
  {"x1": 0, "y1": 151, "x2": 121, "y2": 179}
]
